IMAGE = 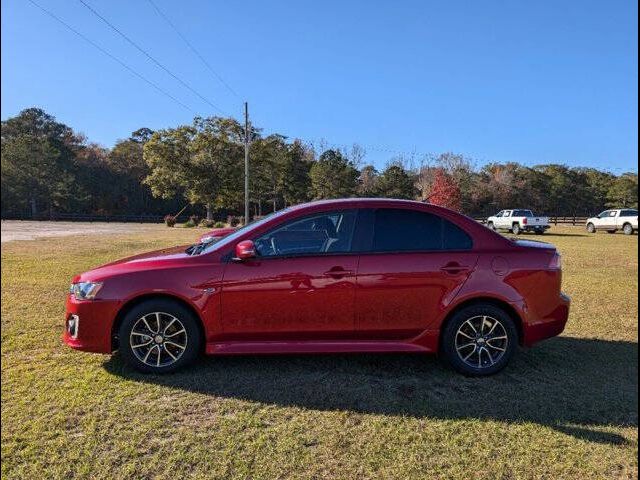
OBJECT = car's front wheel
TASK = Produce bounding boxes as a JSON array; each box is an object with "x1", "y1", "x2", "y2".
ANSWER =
[
  {"x1": 441, "y1": 304, "x2": 518, "y2": 376},
  {"x1": 587, "y1": 223, "x2": 596, "y2": 233},
  {"x1": 118, "y1": 299, "x2": 202, "y2": 373}
]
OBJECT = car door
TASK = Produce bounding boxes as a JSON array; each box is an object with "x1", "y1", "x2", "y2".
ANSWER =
[
  {"x1": 597, "y1": 210, "x2": 615, "y2": 229},
  {"x1": 219, "y1": 209, "x2": 359, "y2": 341},
  {"x1": 500, "y1": 210, "x2": 512, "y2": 229},
  {"x1": 611, "y1": 210, "x2": 622, "y2": 229},
  {"x1": 354, "y1": 208, "x2": 479, "y2": 340}
]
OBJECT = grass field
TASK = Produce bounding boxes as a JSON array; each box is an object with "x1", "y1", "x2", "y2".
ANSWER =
[{"x1": 1, "y1": 225, "x2": 637, "y2": 479}]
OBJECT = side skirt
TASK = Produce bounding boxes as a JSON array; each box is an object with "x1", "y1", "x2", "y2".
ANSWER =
[{"x1": 205, "y1": 340, "x2": 435, "y2": 356}]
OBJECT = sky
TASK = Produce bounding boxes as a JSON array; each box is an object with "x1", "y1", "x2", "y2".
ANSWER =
[{"x1": 1, "y1": 0, "x2": 638, "y2": 173}]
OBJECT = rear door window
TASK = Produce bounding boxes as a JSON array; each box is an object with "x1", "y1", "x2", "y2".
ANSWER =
[
  {"x1": 366, "y1": 208, "x2": 472, "y2": 253},
  {"x1": 443, "y1": 219, "x2": 473, "y2": 250}
]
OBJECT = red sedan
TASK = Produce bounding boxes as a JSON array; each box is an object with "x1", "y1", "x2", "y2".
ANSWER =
[{"x1": 64, "y1": 199, "x2": 570, "y2": 376}]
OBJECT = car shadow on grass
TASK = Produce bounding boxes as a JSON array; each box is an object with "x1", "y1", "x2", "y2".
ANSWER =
[{"x1": 104, "y1": 336, "x2": 637, "y2": 445}]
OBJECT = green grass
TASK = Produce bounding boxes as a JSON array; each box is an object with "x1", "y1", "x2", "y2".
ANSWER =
[{"x1": 1, "y1": 226, "x2": 637, "y2": 479}]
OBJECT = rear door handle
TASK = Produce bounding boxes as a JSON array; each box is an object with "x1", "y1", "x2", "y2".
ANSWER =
[
  {"x1": 440, "y1": 264, "x2": 470, "y2": 274},
  {"x1": 323, "y1": 267, "x2": 354, "y2": 278}
]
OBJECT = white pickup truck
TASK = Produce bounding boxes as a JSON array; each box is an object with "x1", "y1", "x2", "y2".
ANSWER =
[
  {"x1": 586, "y1": 209, "x2": 638, "y2": 235},
  {"x1": 487, "y1": 209, "x2": 550, "y2": 235}
]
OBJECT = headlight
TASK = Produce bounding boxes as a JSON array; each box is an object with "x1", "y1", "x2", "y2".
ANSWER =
[{"x1": 70, "y1": 281, "x2": 103, "y2": 300}]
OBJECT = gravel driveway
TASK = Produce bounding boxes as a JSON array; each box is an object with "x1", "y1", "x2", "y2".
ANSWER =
[{"x1": 1, "y1": 221, "x2": 164, "y2": 243}]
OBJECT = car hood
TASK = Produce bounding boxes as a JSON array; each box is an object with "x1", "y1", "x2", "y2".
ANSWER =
[{"x1": 76, "y1": 245, "x2": 204, "y2": 281}]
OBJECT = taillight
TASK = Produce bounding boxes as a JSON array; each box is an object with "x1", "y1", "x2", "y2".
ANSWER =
[
  {"x1": 522, "y1": 217, "x2": 528, "y2": 225},
  {"x1": 549, "y1": 252, "x2": 561, "y2": 270}
]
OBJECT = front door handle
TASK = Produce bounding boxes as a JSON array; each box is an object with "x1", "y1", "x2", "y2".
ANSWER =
[
  {"x1": 323, "y1": 267, "x2": 354, "y2": 278},
  {"x1": 440, "y1": 263, "x2": 470, "y2": 275}
]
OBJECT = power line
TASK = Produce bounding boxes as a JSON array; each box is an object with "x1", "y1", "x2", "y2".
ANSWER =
[
  {"x1": 146, "y1": 0, "x2": 242, "y2": 101},
  {"x1": 27, "y1": 0, "x2": 196, "y2": 114},
  {"x1": 78, "y1": 0, "x2": 227, "y2": 115}
]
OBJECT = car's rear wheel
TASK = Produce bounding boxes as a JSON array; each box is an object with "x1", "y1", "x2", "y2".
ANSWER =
[
  {"x1": 587, "y1": 223, "x2": 596, "y2": 233},
  {"x1": 441, "y1": 304, "x2": 518, "y2": 376},
  {"x1": 623, "y1": 223, "x2": 634, "y2": 235},
  {"x1": 512, "y1": 223, "x2": 521, "y2": 235},
  {"x1": 118, "y1": 299, "x2": 202, "y2": 373}
]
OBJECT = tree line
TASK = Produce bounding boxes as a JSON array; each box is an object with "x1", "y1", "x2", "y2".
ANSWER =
[{"x1": 2, "y1": 108, "x2": 637, "y2": 221}]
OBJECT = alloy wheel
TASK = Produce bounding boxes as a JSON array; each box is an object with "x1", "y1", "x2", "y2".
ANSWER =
[
  {"x1": 129, "y1": 312, "x2": 188, "y2": 368},
  {"x1": 455, "y1": 315, "x2": 508, "y2": 369}
]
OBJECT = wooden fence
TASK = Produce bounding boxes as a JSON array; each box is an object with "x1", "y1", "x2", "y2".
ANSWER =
[{"x1": 474, "y1": 216, "x2": 589, "y2": 225}]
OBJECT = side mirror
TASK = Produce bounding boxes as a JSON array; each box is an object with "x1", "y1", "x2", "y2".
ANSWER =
[{"x1": 234, "y1": 240, "x2": 256, "y2": 261}]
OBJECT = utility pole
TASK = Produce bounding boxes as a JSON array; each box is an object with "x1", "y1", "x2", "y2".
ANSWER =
[{"x1": 244, "y1": 101, "x2": 250, "y2": 225}]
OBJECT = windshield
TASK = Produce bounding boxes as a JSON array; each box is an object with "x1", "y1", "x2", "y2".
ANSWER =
[
  {"x1": 200, "y1": 209, "x2": 290, "y2": 254},
  {"x1": 512, "y1": 210, "x2": 534, "y2": 217}
]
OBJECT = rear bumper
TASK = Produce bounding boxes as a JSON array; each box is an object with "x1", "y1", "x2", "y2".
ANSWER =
[
  {"x1": 63, "y1": 295, "x2": 120, "y2": 353},
  {"x1": 522, "y1": 292, "x2": 570, "y2": 346},
  {"x1": 522, "y1": 225, "x2": 550, "y2": 231}
]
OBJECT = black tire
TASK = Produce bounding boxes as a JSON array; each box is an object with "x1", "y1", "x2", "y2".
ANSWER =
[
  {"x1": 512, "y1": 223, "x2": 521, "y2": 235},
  {"x1": 118, "y1": 299, "x2": 202, "y2": 373},
  {"x1": 487, "y1": 221, "x2": 495, "y2": 231},
  {"x1": 441, "y1": 304, "x2": 518, "y2": 376},
  {"x1": 535, "y1": 229, "x2": 544, "y2": 235},
  {"x1": 623, "y1": 223, "x2": 634, "y2": 235},
  {"x1": 587, "y1": 223, "x2": 596, "y2": 233}
]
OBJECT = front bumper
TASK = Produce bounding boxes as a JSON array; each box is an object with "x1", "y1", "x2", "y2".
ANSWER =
[{"x1": 63, "y1": 294, "x2": 121, "y2": 353}]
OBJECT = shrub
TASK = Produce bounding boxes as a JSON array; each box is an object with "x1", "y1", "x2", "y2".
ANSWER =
[
  {"x1": 199, "y1": 219, "x2": 215, "y2": 228},
  {"x1": 183, "y1": 219, "x2": 196, "y2": 228},
  {"x1": 189, "y1": 215, "x2": 201, "y2": 226},
  {"x1": 229, "y1": 216, "x2": 243, "y2": 227},
  {"x1": 214, "y1": 221, "x2": 226, "y2": 228},
  {"x1": 164, "y1": 215, "x2": 176, "y2": 227}
]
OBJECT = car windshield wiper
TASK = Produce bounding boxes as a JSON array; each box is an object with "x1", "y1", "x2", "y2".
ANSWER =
[
  {"x1": 185, "y1": 243, "x2": 207, "y2": 255},
  {"x1": 186, "y1": 239, "x2": 215, "y2": 256}
]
